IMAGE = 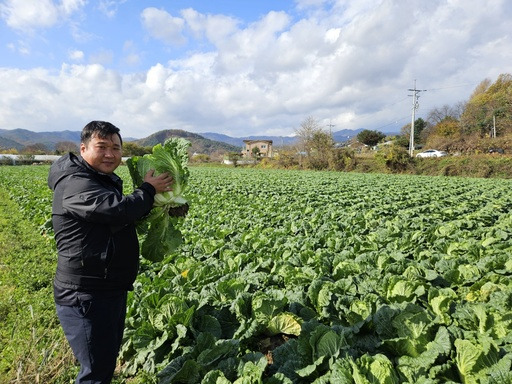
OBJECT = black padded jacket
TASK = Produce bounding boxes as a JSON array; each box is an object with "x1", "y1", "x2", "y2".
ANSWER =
[{"x1": 48, "y1": 153, "x2": 155, "y2": 291}]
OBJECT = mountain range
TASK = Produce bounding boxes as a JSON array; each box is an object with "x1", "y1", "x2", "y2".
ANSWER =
[
  {"x1": 0, "y1": 127, "x2": 368, "y2": 155},
  {"x1": 0, "y1": 129, "x2": 82, "y2": 151},
  {"x1": 200, "y1": 129, "x2": 366, "y2": 147}
]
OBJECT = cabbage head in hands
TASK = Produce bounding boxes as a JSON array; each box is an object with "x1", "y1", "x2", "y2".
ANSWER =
[{"x1": 127, "y1": 138, "x2": 190, "y2": 262}]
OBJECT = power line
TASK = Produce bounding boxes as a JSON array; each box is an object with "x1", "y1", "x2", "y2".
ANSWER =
[
  {"x1": 425, "y1": 83, "x2": 474, "y2": 92},
  {"x1": 344, "y1": 82, "x2": 472, "y2": 136},
  {"x1": 373, "y1": 115, "x2": 410, "y2": 131}
]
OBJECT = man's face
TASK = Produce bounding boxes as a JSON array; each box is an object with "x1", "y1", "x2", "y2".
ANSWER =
[{"x1": 80, "y1": 133, "x2": 122, "y2": 174}]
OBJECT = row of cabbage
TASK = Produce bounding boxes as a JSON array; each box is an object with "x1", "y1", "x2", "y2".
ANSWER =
[
  {"x1": 121, "y1": 168, "x2": 512, "y2": 384},
  {"x1": 1, "y1": 166, "x2": 511, "y2": 383}
]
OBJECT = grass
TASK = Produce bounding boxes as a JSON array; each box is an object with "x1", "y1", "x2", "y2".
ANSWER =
[
  {"x1": 0, "y1": 188, "x2": 77, "y2": 383},
  {"x1": 0, "y1": 174, "x2": 151, "y2": 383},
  {"x1": 413, "y1": 154, "x2": 512, "y2": 178}
]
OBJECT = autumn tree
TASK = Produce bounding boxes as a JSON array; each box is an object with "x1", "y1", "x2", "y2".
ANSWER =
[
  {"x1": 21, "y1": 143, "x2": 48, "y2": 155},
  {"x1": 295, "y1": 116, "x2": 334, "y2": 170},
  {"x1": 426, "y1": 103, "x2": 464, "y2": 126},
  {"x1": 55, "y1": 141, "x2": 79, "y2": 154},
  {"x1": 423, "y1": 117, "x2": 460, "y2": 148},
  {"x1": 432, "y1": 117, "x2": 461, "y2": 138},
  {"x1": 460, "y1": 74, "x2": 512, "y2": 137},
  {"x1": 295, "y1": 116, "x2": 320, "y2": 157},
  {"x1": 0, "y1": 148, "x2": 18, "y2": 154}
]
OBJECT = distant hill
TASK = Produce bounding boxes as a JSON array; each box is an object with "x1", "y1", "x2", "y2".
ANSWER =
[
  {"x1": 0, "y1": 127, "x2": 381, "y2": 155},
  {"x1": 332, "y1": 128, "x2": 365, "y2": 142},
  {"x1": 127, "y1": 129, "x2": 241, "y2": 156},
  {"x1": 0, "y1": 128, "x2": 81, "y2": 151},
  {"x1": 200, "y1": 132, "x2": 298, "y2": 147},
  {"x1": 200, "y1": 128, "x2": 366, "y2": 147},
  {"x1": 0, "y1": 128, "x2": 239, "y2": 156},
  {"x1": 0, "y1": 135, "x2": 24, "y2": 151}
]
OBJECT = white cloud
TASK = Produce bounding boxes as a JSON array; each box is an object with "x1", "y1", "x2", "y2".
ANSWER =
[
  {"x1": 0, "y1": 0, "x2": 59, "y2": 30},
  {"x1": 89, "y1": 49, "x2": 114, "y2": 65},
  {"x1": 181, "y1": 8, "x2": 239, "y2": 44},
  {"x1": 120, "y1": 40, "x2": 141, "y2": 66},
  {"x1": 0, "y1": 0, "x2": 86, "y2": 31},
  {"x1": 0, "y1": 0, "x2": 511, "y2": 138},
  {"x1": 122, "y1": 53, "x2": 140, "y2": 66},
  {"x1": 7, "y1": 39, "x2": 30, "y2": 55},
  {"x1": 68, "y1": 49, "x2": 84, "y2": 61},
  {"x1": 141, "y1": 7, "x2": 186, "y2": 45},
  {"x1": 97, "y1": 0, "x2": 126, "y2": 18},
  {"x1": 209, "y1": 11, "x2": 292, "y2": 76},
  {"x1": 60, "y1": 0, "x2": 86, "y2": 16}
]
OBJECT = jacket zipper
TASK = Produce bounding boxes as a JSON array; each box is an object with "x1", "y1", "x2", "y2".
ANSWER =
[{"x1": 104, "y1": 236, "x2": 115, "y2": 279}]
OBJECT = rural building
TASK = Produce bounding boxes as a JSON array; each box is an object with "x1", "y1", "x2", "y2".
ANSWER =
[{"x1": 242, "y1": 140, "x2": 273, "y2": 158}]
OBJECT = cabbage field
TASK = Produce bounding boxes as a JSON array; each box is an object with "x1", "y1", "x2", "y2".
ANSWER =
[{"x1": 1, "y1": 165, "x2": 512, "y2": 383}]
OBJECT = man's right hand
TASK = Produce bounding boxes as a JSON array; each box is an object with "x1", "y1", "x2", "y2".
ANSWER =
[{"x1": 144, "y1": 170, "x2": 173, "y2": 194}]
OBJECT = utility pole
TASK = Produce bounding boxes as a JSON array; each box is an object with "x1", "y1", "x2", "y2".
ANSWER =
[
  {"x1": 327, "y1": 120, "x2": 335, "y2": 135},
  {"x1": 408, "y1": 80, "x2": 426, "y2": 157}
]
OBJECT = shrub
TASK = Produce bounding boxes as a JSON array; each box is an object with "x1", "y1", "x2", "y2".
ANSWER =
[
  {"x1": 274, "y1": 150, "x2": 300, "y2": 169},
  {"x1": 375, "y1": 145, "x2": 412, "y2": 172},
  {"x1": 190, "y1": 154, "x2": 210, "y2": 163},
  {"x1": 328, "y1": 148, "x2": 356, "y2": 171},
  {"x1": 305, "y1": 155, "x2": 329, "y2": 170}
]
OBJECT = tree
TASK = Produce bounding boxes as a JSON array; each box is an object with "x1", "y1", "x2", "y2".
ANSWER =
[
  {"x1": 414, "y1": 118, "x2": 428, "y2": 143},
  {"x1": 0, "y1": 148, "x2": 18, "y2": 154},
  {"x1": 375, "y1": 145, "x2": 411, "y2": 172},
  {"x1": 21, "y1": 143, "x2": 48, "y2": 155},
  {"x1": 427, "y1": 103, "x2": 464, "y2": 126},
  {"x1": 295, "y1": 116, "x2": 334, "y2": 170},
  {"x1": 470, "y1": 78, "x2": 492, "y2": 99},
  {"x1": 394, "y1": 135, "x2": 409, "y2": 148},
  {"x1": 432, "y1": 117, "x2": 461, "y2": 138},
  {"x1": 400, "y1": 118, "x2": 428, "y2": 148},
  {"x1": 190, "y1": 153, "x2": 210, "y2": 163},
  {"x1": 227, "y1": 152, "x2": 242, "y2": 167},
  {"x1": 357, "y1": 129, "x2": 386, "y2": 147},
  {"x1": 424, "y1": 117, "x2": 462, "y2": 151},
  {"x1": 55, "y1": 141, "x2": 79, "y2": 155},
  {"x1": 295, "y1": 116, "x2": 320, "y2": 157},
  {"x1": 460, "y1": 74, "x2": 512, "y2": 136},
  {"x1": 122, "y1": 142, "x2": 151, "y2": 156}
]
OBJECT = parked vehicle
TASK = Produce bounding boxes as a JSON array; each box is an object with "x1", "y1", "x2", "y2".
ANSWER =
[{"x1": 416, "y1": 149, "x2": 447, "y2": 158}]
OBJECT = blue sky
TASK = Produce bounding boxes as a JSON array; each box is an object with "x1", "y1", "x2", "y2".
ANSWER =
[{"x1": 0, "y1": 0, "x2": 511, "y2": 139}]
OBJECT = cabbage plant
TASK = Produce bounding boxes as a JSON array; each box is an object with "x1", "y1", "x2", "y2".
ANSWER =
[{"x1": 127, "y1": 138, "x2": 190, "y2": 262}]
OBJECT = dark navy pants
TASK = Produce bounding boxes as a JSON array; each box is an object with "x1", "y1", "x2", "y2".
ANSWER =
[{"x1": 56, "y1": 291, "x2": 127, "y2": 384}]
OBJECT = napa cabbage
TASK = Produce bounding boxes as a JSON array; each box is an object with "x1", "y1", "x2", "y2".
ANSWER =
[{"x1": 127, "y1": 137, "x2": 190, "y2": 262}]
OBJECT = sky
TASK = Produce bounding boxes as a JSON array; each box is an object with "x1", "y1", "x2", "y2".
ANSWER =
[{"x1": 0, "y1": 0, "x2": 511, "y2": 139}]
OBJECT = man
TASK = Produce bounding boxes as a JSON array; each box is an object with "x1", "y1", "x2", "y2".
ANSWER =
[{"x1": 48, "y1": 121, "x2": 172, "y2": 383}]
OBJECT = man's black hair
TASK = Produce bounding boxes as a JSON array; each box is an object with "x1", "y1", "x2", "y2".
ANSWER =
[{"x1": 81, "y1": 121, "x2": 123, "y2": 145}]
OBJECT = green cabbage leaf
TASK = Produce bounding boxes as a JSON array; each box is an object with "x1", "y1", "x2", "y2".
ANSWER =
[{"x1": 127, "y1": 137, "x2": 190, "y2": 262}]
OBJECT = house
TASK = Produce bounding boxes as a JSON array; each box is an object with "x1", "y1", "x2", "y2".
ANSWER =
[{"x1": 242, "y1": 140, "x2": 273, "y2": 158}]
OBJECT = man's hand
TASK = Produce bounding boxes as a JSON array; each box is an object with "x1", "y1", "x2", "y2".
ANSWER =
[{"x1": 144, "y1": 170, "x2": 173, "y2": 194}]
